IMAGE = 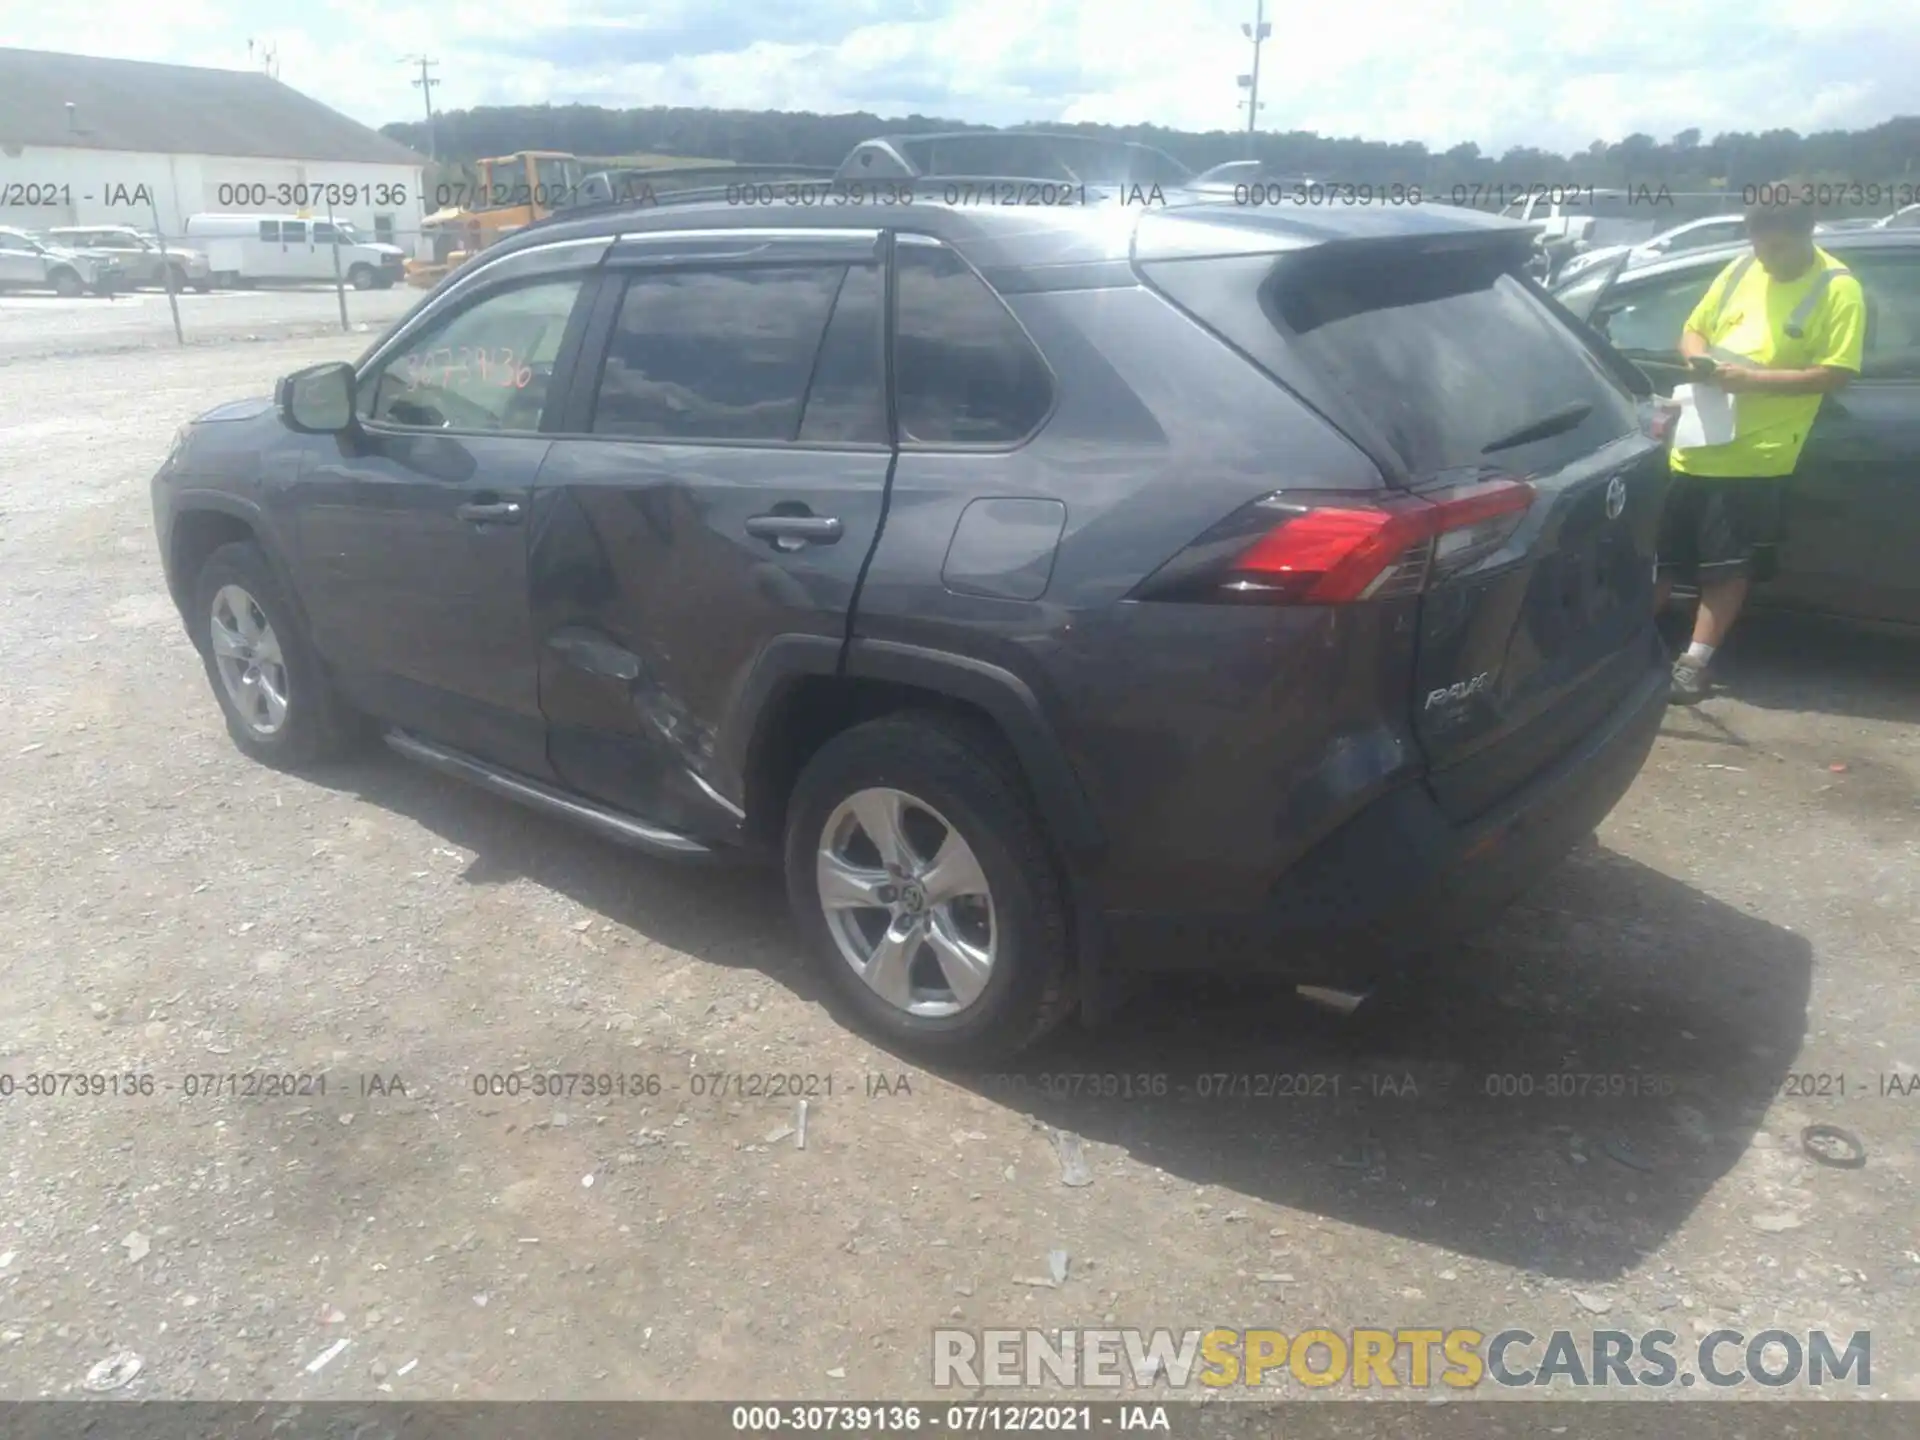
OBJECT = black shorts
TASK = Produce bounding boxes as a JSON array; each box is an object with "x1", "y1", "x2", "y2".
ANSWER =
[{"x1": 1657, "y1": 474, "x2": 1784, "y2": 584}]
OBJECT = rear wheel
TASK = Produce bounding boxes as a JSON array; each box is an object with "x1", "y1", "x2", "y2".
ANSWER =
[
  {"x1": 190, "y1": 541, "x2": 366, "y2": 769},
  {"x1": 167, "y1": 263, "x2": 189, "y2": 291},
  {"x1": 783, "y1": 714, "x2": 1075, "y2": 1065},
  {"x1": 347, "y1": 264, "x2": 375, "y2": 291}
]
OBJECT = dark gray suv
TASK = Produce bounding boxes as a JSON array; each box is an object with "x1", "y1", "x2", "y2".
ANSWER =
[{"x1": 152, "y1": 176, "x2": 1675, "y2": 1061}]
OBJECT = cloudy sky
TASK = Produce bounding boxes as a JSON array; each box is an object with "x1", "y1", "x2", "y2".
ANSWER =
[{"x1": 3, "y1": 0, "x2": 1913, "y2": 155}]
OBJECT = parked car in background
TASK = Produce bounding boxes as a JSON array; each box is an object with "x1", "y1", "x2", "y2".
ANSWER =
[
  {"x1": 1555, "y1": 231, "x2": 1920, "y2": 630},
  {"x1": 1875, "y1": 203, "x2": 1920, "y2": 230},
  {"x1": 152, "y1": 172, "x2": 1674, "y2": 1060},
  {"x1": 45, "y1": 226, "x2": 213, "y2": 292},
  {"x1": 0, "y1": 226, "x2": 122, "y2": 296},
  {"x1": 180, "y1": 213, "x2": 405, "y2": 290},
  {"x1": 1501, "y1": 188, "x2": 1664, "y2": 276},
  {"x1": 1555, "y1": 213, "x2": 1753, "y2": 286}
]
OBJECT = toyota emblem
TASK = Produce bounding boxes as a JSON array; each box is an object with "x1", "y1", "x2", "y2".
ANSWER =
[{"x1": 1605, "y1": 475, "x2": 1627, "y2": 521}]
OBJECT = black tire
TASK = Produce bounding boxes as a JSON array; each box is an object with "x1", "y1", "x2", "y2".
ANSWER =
[
  {"x1": 783, "y1": 712, "x2": 1076, "y2": 1065},
  {"x1": 50, "y1": 267, "x2": 83, "y2": 298},
  {"x1": 347, "y1": 264, "x2": 375, "y2": 291},
  {"x1": 167, "y1": 263, "x2": 189, "y2": 291},
  {"x1": 189, "y1": 541, "x2": 367, "y2": 770}
]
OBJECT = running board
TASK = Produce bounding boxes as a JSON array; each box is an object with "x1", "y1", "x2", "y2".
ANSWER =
[{"x1": 383, "y1": 730, "x2": 713, "y2": 859}]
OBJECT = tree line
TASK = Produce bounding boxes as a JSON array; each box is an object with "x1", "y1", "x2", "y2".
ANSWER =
[{"x1": 381, "y1": 105, "x2": 1920, "y2": 213}]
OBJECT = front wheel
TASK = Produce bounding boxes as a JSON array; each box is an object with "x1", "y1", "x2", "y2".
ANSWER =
[
  {"x1": 50, "y1": 268, "x2": 83, "y2": 298},
  {"x1": 190, "y1": 541, "x2": 366, "y2": 769},
  {"x1": 783, "y1": 714, "x2": 1075, "y2": 1065},
  {"x1": 347, "y1": 264, "x2": 375, "y2": 291}
]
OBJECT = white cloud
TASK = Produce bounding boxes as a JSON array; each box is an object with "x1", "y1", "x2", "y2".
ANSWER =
[{"x1": 0, "y1": 0, "x2": 1912, "y2": 155}]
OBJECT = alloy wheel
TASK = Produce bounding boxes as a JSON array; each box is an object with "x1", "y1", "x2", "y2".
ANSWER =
[
  {"x1": 816, "y1": 787, "x2": 997, "y2": 1018},
  {"x1": 209, "y1": 584, "x2": 289, "y2": 737}
]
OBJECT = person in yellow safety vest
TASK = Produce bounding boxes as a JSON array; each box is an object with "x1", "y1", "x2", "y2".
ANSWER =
[{"x1": 1657, "y1": 189, "x2": 1866, "y2": 703}]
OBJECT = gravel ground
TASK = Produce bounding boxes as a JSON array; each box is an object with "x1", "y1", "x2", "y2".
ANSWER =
[
  {"x1": 1, "y1": 335, "x2": 1917, "y2": 1404},
  {"x1": 0, "y1": 285, "x2": 418, "y2": 363}
]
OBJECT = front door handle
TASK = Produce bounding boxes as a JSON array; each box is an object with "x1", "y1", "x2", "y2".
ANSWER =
[
  {"x1": 456, "y1": 499, "x2": 524, "y2": 526},
  {"x1": 745, "y1": 513, "x2": 842, "y2": 549}
]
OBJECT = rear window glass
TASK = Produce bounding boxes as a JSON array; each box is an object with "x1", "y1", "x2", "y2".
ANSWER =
[{"x1": 1268, "y1": 251, "x2": 1640, "y2": 476}]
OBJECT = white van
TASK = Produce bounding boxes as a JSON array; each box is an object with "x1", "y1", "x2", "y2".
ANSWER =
[{"x1": 182, "y1": 214, "x2": 406, "y2": 290}]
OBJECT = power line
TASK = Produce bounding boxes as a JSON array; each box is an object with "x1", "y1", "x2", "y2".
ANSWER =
[
  {"x1": 1236, "y1": 1, "x2": 1271, "y2": 157},
  {"x1": 402, "y1": 55, "x2": 441, "y2": 161}
]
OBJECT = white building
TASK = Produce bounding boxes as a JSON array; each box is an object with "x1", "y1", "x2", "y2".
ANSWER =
[{"x1": 0, "y1": 48, "x2": 428, "y2": 254}]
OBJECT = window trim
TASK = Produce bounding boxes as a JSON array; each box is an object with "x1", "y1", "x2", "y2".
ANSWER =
[
  {"x1": 352, "y1": 270, "x2": 602, "y2": 440},
  {"x1": 559, "y1": 243, "x2": 893, "y2": 453},
  {"x1": 889, "y1": 231, "x2": 1060, "y2": 454}
]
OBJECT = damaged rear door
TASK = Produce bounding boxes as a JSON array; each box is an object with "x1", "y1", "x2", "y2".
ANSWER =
[{"x1": 528, "y1": 229, "x2": 892, "y2": 837}]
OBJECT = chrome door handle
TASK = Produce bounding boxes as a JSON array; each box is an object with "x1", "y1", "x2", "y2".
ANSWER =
[
  {"x1": 745, "y1": 514, "x2": 842, "y2": 548},
  {"x1": 456, "y1": 499, "x2": 523, "y2": 525}
]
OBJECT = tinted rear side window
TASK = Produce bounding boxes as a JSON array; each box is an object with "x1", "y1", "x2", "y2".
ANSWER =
[
  {"x1": 1269, "y1": 251, "x2": 1640, "y2": 476},
  {"x1": 592, "y1": 265, "x2": 845, "y2": 442},
  {"x1": 798, "y1": 263, "x2": 887, "y2": 444},
  {"x1": 895, "y1": 242, "x2": 1052, "y2": 445}
]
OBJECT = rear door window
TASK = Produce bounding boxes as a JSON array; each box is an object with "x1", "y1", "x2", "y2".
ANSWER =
[
  {"x1": 258, "y1": 221, "x2": 280, "y2": 242},
  {"x1": 894, "y1": 240, "x2": 1053, "y2": 445},
  {"x1": 1269, "y1": 248, "x2": 1641, "y2": 477},
  {"x1": 590, "y1": 265, "x2": 846, "y2": 443},
  {"x1": 797, "y1": 263, "x2": 887, "y2": 445}
]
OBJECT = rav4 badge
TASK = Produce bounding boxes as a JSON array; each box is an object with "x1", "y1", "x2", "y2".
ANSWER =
[{"x1": 1425, "y1": 671, "x2": 1494, "y2": 710}]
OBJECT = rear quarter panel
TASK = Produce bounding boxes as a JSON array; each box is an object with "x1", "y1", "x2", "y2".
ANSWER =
[{"x1": 853, "y1": 281, "x2": 1421, "y2": 913}]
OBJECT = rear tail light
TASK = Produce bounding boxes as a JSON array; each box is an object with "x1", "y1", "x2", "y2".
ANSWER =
[{"x1": 1132, "y1": 478, "x2": 1534, "y2": 606}]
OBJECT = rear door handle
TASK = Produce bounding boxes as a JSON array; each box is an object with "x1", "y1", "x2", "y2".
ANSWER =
[
  {"x1": 456, "y1": 499, "x2": 523, "y2": 526},
  {"x1": 745, "y1": 513, "x2": 842, "y2": 548}
]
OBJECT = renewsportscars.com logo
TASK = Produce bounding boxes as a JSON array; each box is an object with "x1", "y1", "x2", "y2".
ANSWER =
[{"x1": 932, "y1": 1327, "x2": 1871, "y2": 1391}]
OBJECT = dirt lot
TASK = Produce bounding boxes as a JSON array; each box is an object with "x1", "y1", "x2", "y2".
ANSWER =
[
  {"x1": 1, "y1": 335, "x2": 1917, "y2": 1404},
  {"x1": 0, "y1": 285, "x2": 417, "y2": 364}
]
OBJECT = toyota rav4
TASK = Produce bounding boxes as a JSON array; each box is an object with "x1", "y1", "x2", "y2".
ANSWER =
[{"x1": 152, "y1": 177, "x2": 1675, "y2": 1061}]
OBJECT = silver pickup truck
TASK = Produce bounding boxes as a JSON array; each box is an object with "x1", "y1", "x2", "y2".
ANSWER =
[{"x1": 45, "y1": 226, "x2": 214, "y2": 291}]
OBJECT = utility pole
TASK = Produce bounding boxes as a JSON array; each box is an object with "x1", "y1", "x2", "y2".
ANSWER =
[
  {"x1": 1237, "y1": 1, "x2": 1271, "y2": 158},
  {"x1": 403, "y1": 55, "x2": 440, "y2": 161}
]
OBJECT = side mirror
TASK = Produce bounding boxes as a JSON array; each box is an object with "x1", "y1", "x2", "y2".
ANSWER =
[{"x1": 277, "y1": 362, "x2": 357, "y2": 434}]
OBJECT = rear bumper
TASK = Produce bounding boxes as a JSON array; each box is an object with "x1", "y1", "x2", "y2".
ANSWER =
[{"x1": 1105, "y1": 639, "x2": 1669, "y2": 982}]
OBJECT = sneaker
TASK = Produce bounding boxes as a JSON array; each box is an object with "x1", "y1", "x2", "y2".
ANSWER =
[{"x1": 1669, "y1": 655, "x2": 1709, "y2": 705}]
